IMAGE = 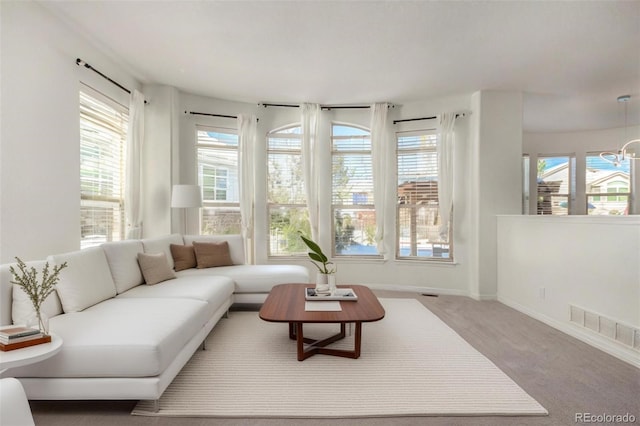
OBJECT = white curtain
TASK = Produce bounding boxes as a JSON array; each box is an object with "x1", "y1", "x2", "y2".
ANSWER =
[
  {"x1": 370, "y1": 103, "x2": 392, "y2": 257},
  {"x1": 437, "y1": 113, "x2": 456, "y2": 240},
  {"x1": 125, "y1": 89, "x2": 145, "y2": 239},
  {"x1": 301, "y1": 103, "x2": 321, "y2": 241},
  {"x1": 237, "y1": 114, "x2": 257, "y2": 264}
]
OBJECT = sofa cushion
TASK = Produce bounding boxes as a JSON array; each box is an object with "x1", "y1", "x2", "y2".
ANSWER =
[
  {"x1": 49, "y1": 248, "x2": 117, "y2": 313},
  {"x1": 117, "y1": 274, "x2": 234, "y2": 315},
  {"x1": 193, "y1": 241, "x2": 233, "y2": 268},
  {"x1": 3, "y1": 261, "x2": 63, "y2": 325},
  {"x1": 101, "y1": 240, "x2": 145, "y2": 293},
  {"x1": 183, "y1": 234, "x2": 245, "y2": 265},
  {"x1": 137, "y1": 253, "x2": 176, "y2": 285},
  {"x1": 8, "y1": 297, "x2": 211, "y2": 378},
  {"x1": 176, "y1": 264, "x2": 309, "y2": 293},
  {"x1": 170, "y1": 244, "x2": 197, "y2": 271},
  {"x1": 141, "y1": 234, "x2": 184, "y2": 270}
]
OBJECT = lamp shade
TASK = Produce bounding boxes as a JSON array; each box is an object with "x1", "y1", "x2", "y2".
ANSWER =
[{"x1": 171, "y1": 185, "x2": 202, "y2": 208}]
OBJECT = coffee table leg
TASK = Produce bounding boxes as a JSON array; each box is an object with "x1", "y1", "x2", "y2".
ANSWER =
[
  {"x1": 296, "y1": 322, "x2": 305, "y2": 361},
  {"x1": 354, "y1": 322, "x2": 362, "y2": 358},
  {"x1": 289, "y1": 322, "x2": 295, "y2": 340}
]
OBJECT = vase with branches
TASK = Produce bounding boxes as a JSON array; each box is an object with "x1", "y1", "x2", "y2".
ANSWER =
[{"x1": 9, "y1": 257, "x2": 68, "y2": 334}]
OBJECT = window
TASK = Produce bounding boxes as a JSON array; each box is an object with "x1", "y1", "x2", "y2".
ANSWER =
[
  {"x1": 267, "y1": 125, "x2": 308, "y2": 256},
  {"x1": 196, "y1": 126, "x2": 240, "y2": 234},
  {"x1": 396, "y1": 130, "x2": 451, "y2": 259},
  {"x1": 331, "y1": 124, "x2": 377, "y2": 256},
  {"x1": 522, "y1": 155, "x2": 530, "y2": 214},
  {"x1": 536, "y1": 156, "x2": 571, "y2": 215},
  {"x1": 80, "y1": 87, "x2": 128, "y2": 249},
  {"x1": 586, "y1": 153, "x2": 630, "y2": 215}
]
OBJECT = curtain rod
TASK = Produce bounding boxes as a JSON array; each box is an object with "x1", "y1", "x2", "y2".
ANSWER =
[
  {"x1": 393, "y1": 112, "x2": 468, "y2": 125},
  {"x1": 186, "y1": 111, "x2": 259, "y2": 122},
  {"x1": 259, "y1": 103, "x2": 394, "y2": 110},
  {"x1": 76, "y1": 58, "x2": 147, "y2": 104}
]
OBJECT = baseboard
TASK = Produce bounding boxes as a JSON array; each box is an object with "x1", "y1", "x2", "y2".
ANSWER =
[
  {"x1": 498, "y1": 296, "x2": 640, "y2": 369},
  {"x1": 365, "y1": 283, "x2": 467, "y2": 297}
]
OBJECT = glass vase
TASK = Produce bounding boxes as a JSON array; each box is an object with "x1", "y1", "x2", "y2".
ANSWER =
[{"x1": 27, "y1": 310, "x2": 49, "y2": 335}]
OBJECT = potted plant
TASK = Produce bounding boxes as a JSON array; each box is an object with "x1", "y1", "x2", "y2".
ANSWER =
[
  {"x1": 9, "y1": 257, "x2": 67, "y2": 334},
  {"x1": 299, "y1": 234, "x2": 336, "y2": 294}
]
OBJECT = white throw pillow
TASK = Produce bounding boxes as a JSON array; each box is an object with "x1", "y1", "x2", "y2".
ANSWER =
[
  {"x1": 102, "y1": 240, "x2": 145, "y2": 294},
  {"x1": 49, "y1": 247, "x2": 117, "y2": 313},
  {"x1": 3, "y1": 261, "x2": 63, "y2": 325}
]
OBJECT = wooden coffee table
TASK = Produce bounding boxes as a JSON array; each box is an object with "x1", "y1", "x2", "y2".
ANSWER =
[{"x1": 259, "y1": 284, "x2": 385, "y2": 361}]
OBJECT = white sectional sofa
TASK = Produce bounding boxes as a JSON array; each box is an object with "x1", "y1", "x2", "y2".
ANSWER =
[{"x1": 0, "y1": 234, "x2": 309, "y2": 404}]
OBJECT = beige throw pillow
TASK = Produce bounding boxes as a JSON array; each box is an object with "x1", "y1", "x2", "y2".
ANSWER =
[
  {"x1": 170, "y1": 244, "x2": 197, "y2": 272},
  {"x1": 137, "y1": 252, "x2": 176, "y2": 285},
  {"x1": 193, "y1": 241, "x2": 234, "y2": 269}
]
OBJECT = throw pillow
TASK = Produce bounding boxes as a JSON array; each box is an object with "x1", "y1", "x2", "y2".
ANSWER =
[
  {"x1": 49, "y1": 248, "x2": 117, "y2": 313},
  {"x1": 193, "y1": 241, "x2": 234, "y2": 269},
  {"x1": 170, "y1": 244, "x2": 197, "y2": 271},
  {"x1": 137, "y1": 252, "x2": 176, "y2": 285}
]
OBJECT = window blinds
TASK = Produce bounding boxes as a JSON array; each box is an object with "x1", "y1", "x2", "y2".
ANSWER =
[{"x1": 79, "y1": 89, "x2": 128, "y2": 248}]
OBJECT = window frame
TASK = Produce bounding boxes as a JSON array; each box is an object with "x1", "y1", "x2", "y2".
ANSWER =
[
  {"x1": 536, "y1": 154, "x2": 573, "y2": 215},
  {"x1": 331, "y1": 122, "x2": 380, "y2": 258},
  {"x1": 395, "y1": 129, "x2": 453, "y2": 262},
  {"x1": 195, "y1": 125, "x2": 241, "y2": 235},
  {"x1": 266, "y1": 124, "x2": 308, "y2": 258},
  {"x1": 585, "y1": 151, "x2": 631, "y2": 215},
  {"x1": 79, "y1": 84, "x2": 128, "y2": 249}
]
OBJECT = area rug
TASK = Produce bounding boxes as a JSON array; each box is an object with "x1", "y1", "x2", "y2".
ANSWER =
[{"x1": 132, "y1": 298, "x2": 547, "y2": 418}]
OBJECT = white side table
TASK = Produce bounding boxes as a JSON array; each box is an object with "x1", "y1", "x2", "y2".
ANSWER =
[{"x1": 0, "y1": 333, "x2": 62, "y2": 371}]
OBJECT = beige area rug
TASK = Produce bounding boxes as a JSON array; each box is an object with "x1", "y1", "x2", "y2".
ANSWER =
[{"x1": 132, "y1": 298, "x2": 547, "y2": 418}]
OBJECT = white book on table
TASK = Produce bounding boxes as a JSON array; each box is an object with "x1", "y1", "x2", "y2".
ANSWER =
[{"x1": 304, "y1": 301, "x2": 342, "y2": 311}]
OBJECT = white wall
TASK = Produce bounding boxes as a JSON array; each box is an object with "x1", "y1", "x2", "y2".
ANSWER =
[
  {"x1": 0, "y1": 1, "x2": 140, "y2": 262},
  {"x1": 497, "y1": 215, "x2": 640, "y2": 367},
  {"x1": 468, "y1": 91, "x2": 524, "y2": 299}
]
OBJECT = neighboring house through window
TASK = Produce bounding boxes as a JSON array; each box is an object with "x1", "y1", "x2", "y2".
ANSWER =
[
  {"x1": 79, "y1": 86, "x2": 128, "y2": 249},
  {"x1": 196, "y1": 126, "x2": 240, "y2": 234},
  {"x1": 536, "y1": 155, "x2": 572, "y2": 215},
  {"x1": 586, "y1": 153, "x2": 630, "y2": 215}
]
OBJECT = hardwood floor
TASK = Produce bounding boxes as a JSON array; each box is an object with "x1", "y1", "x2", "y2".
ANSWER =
[{"x1": 29, "y1": 291, "x2": 640, "y2": 426}]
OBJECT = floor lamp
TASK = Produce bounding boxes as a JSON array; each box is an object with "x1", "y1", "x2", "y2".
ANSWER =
[{"x1": 171, "y1": 185, "x2": 202, "y2": 234}]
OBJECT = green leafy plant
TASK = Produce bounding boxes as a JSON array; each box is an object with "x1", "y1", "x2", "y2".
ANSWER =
[
  {"x1": 9, "y1": 257, "x2": 68, "y2": 333},
  {"x1": 299, "y1": 233, "x2": 335, "y2": 274}
]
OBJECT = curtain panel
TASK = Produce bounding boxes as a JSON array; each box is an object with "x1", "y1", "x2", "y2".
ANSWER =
[
  {"x1": 370, "y1": 103, "x2": 393, "y2": 258},
  {"x1": 237, "y1": 114, "x2": 257, "y2": 264},
  {"x1": 301, "y1": 103, "x2": 321, "y2": 241},
  {"x1": 437, "y1": 113, "x2": 456, "y2": 239},
  {"x1": 125, "y1": 89, "x2": 145, "y2": 239}
]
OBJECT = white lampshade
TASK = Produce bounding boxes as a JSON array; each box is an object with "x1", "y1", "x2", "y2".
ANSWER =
[{"x1": 171, "y1": 185, "x2": 202, "y2": 208}]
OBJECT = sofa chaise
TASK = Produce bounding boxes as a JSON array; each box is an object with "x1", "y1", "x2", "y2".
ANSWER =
[{"x1": 0, "y1": 234, "x2": 309, "y2": 405}]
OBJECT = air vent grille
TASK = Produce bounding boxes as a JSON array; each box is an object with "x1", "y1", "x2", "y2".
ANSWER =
[{"x1": 569, "y1": 305, "x2": 640, "y2": 352}]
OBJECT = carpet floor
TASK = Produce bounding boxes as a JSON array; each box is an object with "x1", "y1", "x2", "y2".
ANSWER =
[{"x1": 132, "y1": 298, "x2": 547, "y2": 418}]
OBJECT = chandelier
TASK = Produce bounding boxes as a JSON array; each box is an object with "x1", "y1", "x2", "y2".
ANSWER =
[{"x1": 599, "y1": 95, "x2": 640, "y2": 166}]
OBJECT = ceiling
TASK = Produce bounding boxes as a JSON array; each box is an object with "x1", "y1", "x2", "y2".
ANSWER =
[{"x1": 41, "y1": 0, "x2": 640, "y2": 133}]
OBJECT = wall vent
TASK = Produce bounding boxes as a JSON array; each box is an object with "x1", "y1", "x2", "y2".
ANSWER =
[{"x1": 569, "y1": 305, "x2": 640, "y2": 352}]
